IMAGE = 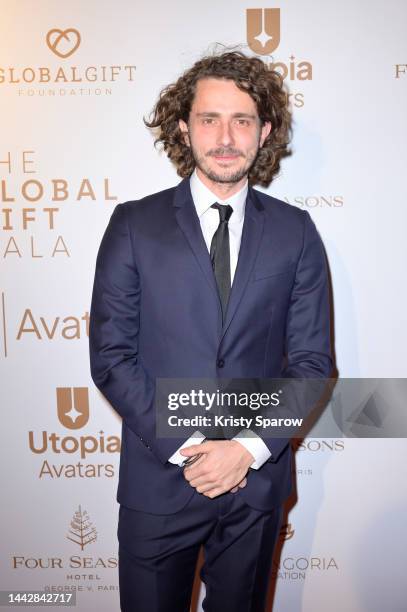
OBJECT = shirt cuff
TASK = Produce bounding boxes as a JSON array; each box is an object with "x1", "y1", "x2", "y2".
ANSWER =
[
  {"x1": 232, "y1": 429, "x2": 271, "y2": 469},
  {"x1": 168, "y1": 431, "x2": 206, "y2": 466}
]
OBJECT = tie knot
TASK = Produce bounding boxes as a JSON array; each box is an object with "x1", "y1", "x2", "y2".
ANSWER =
[{"x1": 211, "y1": 203, "x2": 233, "y2": 223}]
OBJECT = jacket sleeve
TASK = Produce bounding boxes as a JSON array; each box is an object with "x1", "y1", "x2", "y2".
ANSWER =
[
  {"x1": 261, "y1": 210, "x2": 333, "y2": 462},
  {"x1": 89, "y1": 203, "x2": 185, "y2": 464}
]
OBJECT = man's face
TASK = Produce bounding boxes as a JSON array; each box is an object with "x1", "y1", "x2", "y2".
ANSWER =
[{"x1": 179, "y1": 78, "x2": 271, "y2": 186}]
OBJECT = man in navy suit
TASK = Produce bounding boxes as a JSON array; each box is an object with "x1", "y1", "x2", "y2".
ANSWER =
[{"x1": 89, "y1": 51, "x2": 332, "y2": 611}]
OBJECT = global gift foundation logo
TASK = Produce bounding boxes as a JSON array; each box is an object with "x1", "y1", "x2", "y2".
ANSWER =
[
  {"x1": 1, "y1": 27, "x2": 136, "y2": 97},
  {"x1": 46, "y1": 28, "x2": 81, "y2": 59},
  {"x1": 28, "y1": 387, "x2": 120, "y2": 479}
]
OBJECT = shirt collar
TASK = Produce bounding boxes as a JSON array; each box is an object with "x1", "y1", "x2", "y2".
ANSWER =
[{"x1": 189, "y1": 169, "x2": 247, "y2": 223}]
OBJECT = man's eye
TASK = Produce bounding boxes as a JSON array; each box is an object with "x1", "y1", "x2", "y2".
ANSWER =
[
  {"x1": 236, "y1": 119, "x2": 249, "y2": 126},
  {"x1": 202, "y1": 118, "x2": 214, "y2": 124}
]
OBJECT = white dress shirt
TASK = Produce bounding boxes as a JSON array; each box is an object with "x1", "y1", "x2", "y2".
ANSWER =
[{"x1": 168, "y1": 170, "x2": 271, "y2": 469}]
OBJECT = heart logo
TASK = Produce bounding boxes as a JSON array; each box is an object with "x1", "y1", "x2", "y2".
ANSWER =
[{"x1": 46, "y1": 28, "x2": 81, "y2": 59}]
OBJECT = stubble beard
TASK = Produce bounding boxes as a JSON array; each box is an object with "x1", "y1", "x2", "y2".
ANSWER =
[{"x1": 192, "y1": 145, "x2": 260, "y2": 185}]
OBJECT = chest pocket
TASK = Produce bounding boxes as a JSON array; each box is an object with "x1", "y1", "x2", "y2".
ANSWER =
[{"x1": 253, "y1": 262, "x2": 296, "y2": 282}]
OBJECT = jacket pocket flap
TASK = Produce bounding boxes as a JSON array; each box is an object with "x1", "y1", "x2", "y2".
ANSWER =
[{"x1": 253, "y1": 262, "x2": 296, "y2": 281}]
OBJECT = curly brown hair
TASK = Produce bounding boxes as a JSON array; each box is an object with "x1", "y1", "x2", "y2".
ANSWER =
[{"x1": 145, "y1": 50, "x2": 292, "y2": 187}]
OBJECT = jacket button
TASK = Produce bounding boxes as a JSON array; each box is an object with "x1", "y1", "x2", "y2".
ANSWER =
[{"x1": 217, "y1": 358, "x2": 225, "y2": 368}]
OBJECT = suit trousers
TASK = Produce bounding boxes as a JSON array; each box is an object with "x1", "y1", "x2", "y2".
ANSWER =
[{"x1": 118, "y1": 488, "x2": 283, "y2": 612}]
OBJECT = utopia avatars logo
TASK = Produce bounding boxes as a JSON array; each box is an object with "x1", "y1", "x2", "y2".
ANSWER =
[
  {"x1": 28, "y1": 386, "x2": 120, "y2": 478},
  {"x1": 57, "y1": 387, "x2": 89, "y2": 430},
  {"x1": 245, "y1": 7, "x2": 313, "y2": 107},
  {"x1": 247, "y1": 8, "x2": 280, "y2": 55},
  {"x1": 28, "y1": 387, "x2": 120, "y2": 478}
]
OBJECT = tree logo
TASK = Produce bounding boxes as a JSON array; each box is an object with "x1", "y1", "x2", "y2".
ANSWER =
[{"x1": 66, "y1": 505, "x2": 97, "y2": 550}]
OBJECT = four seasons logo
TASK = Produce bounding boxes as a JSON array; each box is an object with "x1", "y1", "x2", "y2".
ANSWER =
[
  {"x1": 66, "y1": 505, "x2": 97, "y2": 550},
  {"x1": 11, "y1": 505, "x2": 117, "y2": 574}
]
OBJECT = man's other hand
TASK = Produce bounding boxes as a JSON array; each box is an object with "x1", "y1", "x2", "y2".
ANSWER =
[{"x1": 181, "y1": 440, "x2": 254, "y2": 498}]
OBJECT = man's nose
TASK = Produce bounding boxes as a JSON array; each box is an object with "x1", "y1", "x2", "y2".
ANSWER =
[{"x1": 217, "y1": 121, "x2": 234, "y2": 147}]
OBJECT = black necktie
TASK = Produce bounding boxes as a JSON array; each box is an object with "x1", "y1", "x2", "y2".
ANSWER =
[{"x1": 210, "y1": 203, "x2": 233, "y2": 321}]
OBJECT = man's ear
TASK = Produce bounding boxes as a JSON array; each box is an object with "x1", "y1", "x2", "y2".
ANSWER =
[
  {"x1": 260, "y1": 121, "x2": 272, "y2": 147},
  {"x1": 179, "y1": 119, "x2": 190, "y2": 146}
]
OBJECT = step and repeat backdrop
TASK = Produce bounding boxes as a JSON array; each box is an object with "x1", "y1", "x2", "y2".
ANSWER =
[{"x1": 1, "y1": 1, "x2": 406, "y2": 610}]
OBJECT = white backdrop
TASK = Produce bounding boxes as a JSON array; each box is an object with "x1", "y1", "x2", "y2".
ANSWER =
[{"x1": 1, "y1": 1, "x2": 406, "y2": 610}]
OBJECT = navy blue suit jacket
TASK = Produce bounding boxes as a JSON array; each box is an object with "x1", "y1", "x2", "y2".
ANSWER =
[{"x1": 89, "y1": 178, "x2": 332, "y2": 513}]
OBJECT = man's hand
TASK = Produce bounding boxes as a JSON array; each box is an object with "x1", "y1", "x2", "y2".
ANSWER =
[
  {"x1": 230, "y1": 477, "x2": 248, "y2": 494},
  {"x1": 180, "y1": 440, "x2": 254, "y2": 498}
]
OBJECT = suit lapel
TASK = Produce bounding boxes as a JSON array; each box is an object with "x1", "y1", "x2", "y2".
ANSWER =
[
  {"x1": 221, "y1": 187, "x2": 265, "y2": 341},
  {"x1": 173, "y1": 179, "x2": 265, "y2": 342},
  {"x1": 173, "y1": 179, "x2": 221, "y2": 306}
]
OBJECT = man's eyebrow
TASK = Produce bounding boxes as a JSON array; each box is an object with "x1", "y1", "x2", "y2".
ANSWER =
[
  {"x1": 195, "y1": 112, "x2": 257, "y2": 119},
  {"x1": 232, "y1": 113, "x2": 257, "y2": 119}
]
